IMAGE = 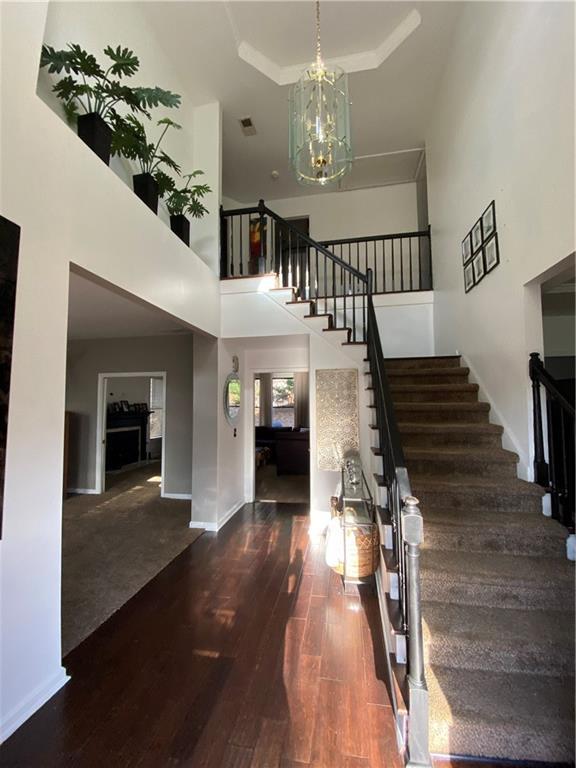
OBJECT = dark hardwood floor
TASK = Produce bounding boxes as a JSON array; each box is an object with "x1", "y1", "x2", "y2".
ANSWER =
[{"x1": 0, "y1": 502, "x2": 402, "y2": 768}]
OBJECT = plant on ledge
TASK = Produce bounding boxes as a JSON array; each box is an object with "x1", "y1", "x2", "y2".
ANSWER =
[
  {"x1": 40, "y1": 43, "x2": 180, "y2": 165},
  {"x1": 111, "y1": 115, "x2": 181, "y2": 214},
  {"x1": 165, "y1": 171, "x2": 211, "y2": 245}
]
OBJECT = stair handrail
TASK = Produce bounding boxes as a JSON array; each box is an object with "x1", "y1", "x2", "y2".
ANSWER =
[
  {"x1": 319, "y1": 227, "x2": 431, "y2": 246},
  {"x1": 529, "y1": 352, "x2": 575, "y2": 531},
  {"x1": 221, "y1": 200, "x2": 368, "y2": 282},
  {"x1": 366, "y1": 268, "x2": 430, "y2": 767}
]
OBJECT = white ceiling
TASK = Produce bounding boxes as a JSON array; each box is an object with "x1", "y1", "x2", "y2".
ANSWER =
[
  {"x1": 68, "y1": 272, "x2": 193, "y2": 340},
  {"x1": 141, "y1": 1, "x2": 461, "y2": 202}
]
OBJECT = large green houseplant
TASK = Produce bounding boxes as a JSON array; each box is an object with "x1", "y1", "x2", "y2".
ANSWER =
[
  {"x1": 111, "y1": 115, "x2": 181, "y2": 213},
  {"x1": 165, "y1": 172, "x2": 211, "y2": 245},
  {"x1": 40, "y1": 43, "x2": 180, "y2": 165}
]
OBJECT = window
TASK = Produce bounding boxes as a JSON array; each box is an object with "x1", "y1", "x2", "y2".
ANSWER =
[
  {"x1": 272, "y1": 377, "x2": 294, "y2": 427},
  {"x1": 149, "y1": 377, "x2": 164, "y2": 440},
  {"x1": 254, "y1": 377, "x2": 261, "y2": 426}
]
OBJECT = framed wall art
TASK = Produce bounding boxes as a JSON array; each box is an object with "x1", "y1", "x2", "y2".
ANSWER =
[
  {"x1": 484, "y1": 232, "x2": 500, "y2": 273},
  {"x1": 462, "y1": 200, "x2": 500, "y2": 293}
]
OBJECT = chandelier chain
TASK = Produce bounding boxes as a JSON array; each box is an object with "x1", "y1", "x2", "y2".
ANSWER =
[{"x1": 316, "y1": 0, "x2": 322, "y2": 65}]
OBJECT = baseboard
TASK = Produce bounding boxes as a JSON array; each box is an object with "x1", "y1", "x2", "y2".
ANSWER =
[
  {"x1": 189, "y1": 520, "x2": 217, "y2": 532},
  {"x1": 0, "y1": 666, "x2": 70, "y2": 743},
  {"x1": 66, "y1": 487, "x2": 99, "y2": 495},
  {"x1": 188, "y1": 500, "x2": 244, "y2": 534},
  {"x1": 162, "y1": 492, "x2": 192, "y2": 500},
  {"x1": 458, "y1": 351, "x2": 530, "y2": 479},
  {"x1": 217, "y1": 500, "x2": 244, "y2": 531}
]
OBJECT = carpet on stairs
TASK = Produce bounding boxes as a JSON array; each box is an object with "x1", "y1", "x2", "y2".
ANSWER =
[{"x1": 384, "y1": 355, "x2": 575, "y2": 763}]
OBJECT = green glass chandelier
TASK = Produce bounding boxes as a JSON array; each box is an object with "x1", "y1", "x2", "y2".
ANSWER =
[{"x1": 289, "y1": 0, "x2": 352, "y2": 186}]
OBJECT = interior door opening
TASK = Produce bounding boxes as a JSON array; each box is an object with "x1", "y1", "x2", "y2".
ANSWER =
[{"x1": 254, "y1": 370, "x2": 310, "y2": 503}]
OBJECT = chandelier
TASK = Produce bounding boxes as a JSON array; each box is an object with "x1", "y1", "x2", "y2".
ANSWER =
[{"x1": 289, "y1": 0, "x2": 352, "y2": 186}]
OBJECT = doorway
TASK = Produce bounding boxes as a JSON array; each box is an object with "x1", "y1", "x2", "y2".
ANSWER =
[
  {"x1": 96, "y1": 371, "x2": 166, "y2": 495},
  {"x1": 254, "y1": 370, "x2": 310, "y2": 503}
]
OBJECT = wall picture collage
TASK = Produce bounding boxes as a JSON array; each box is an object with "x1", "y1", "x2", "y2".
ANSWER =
[{"x1": 462, "y1": 200, "x2": 500, "y2": 293}]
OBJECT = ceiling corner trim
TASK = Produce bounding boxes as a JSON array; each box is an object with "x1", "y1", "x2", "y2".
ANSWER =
[{"x1": 236, "y1": 8, "x2": 422, "y2": 86}]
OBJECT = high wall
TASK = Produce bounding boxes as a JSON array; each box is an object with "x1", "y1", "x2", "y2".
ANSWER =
[
  {"x1": 0, "y1": 1, "x2": 220, "y2": 740},
  {"x1": 65, "y1": 335, "x2": 194, "y2": 496},
  {"x1": 426, "y1": 1, "x2": 575, "y2": 477},
  {"x1": 222, "y1": 182, "x2": 419, "y2": 241}
]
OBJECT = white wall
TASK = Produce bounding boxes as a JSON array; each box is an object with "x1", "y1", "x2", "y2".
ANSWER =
[
  {"x1": 105, "y1": 377, "x2": 150, "y2": 407},
  {"x1": 374, "y1": 293, "x2": 434, "y2": 359},
  {"x1": 257, "y1": 183, "x2": 419, "y2": 241},
  {"x1": 426, "y1": 1, "x2": 575, "y2": 478},
  {"x1": 65, "y1": 336, "x2": 194, "y2": 495},
  {"x1": 0, "y1": 2, "x2": 220, "y2": 740}
]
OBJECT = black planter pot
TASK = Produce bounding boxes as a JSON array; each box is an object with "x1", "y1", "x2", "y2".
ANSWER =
[
  {"x1": 77, "y1": 113, "x2": 112, "y2": 165},
  {"x1": 170, "y1": 214, "x2": 190, "y2": 246},
  {"x1": 133, "y1": 173, "x2": 159, "y2": 214}
]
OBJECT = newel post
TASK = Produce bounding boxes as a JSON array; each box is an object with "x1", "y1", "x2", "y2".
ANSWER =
[
  {"x1": 258, "y1": 198, "x2": 266, "y2": 274},
  {"x1": 529, "y1": 352, "x2": 549, "y2": 486},
  {"x1": 402, "y1": 495, "x2": 426, "y2": 689}
]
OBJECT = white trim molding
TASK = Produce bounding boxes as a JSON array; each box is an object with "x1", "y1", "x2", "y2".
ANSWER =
[
  {"x1": 189, "y1": 500, "x2": 244, "y2": 534},
  {"x1": 162, "y1": 492, "x2": 192, "y2": 501},
  {"x1": 66, "y1": 487, "x2": 99, "y2": 496},
  {"x1": 0, "y1": 667, "x2": 70, "y2": 743},
  {"x1": 189, "y1": 521, "x2": 216, "y2": 532}
]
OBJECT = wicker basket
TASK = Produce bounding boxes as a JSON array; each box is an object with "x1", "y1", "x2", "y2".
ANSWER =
[{"x1": 328, "y1": 506, "x2": 380, "y2": 580}]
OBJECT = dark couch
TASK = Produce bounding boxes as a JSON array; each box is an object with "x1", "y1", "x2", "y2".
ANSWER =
[{"x1": 255, "y1": 426, "x2": 309, "y2": 474}]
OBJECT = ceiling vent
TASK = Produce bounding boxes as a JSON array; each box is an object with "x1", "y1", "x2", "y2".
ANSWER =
[{"x1": 239, "y1": 117, "x2": 256, "y2": 136}]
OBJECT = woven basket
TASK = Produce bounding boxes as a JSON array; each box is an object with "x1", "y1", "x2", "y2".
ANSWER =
[{"x1": 333, "y1": 513, "x2": 379, "y2": 580}]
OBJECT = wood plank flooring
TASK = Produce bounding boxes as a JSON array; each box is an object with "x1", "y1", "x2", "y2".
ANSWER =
[
  {"x1": 0, "y1": 502, "x2": 401, "y2": 768},
  {"x1": 0, "y1": 502, "x2": 538, "y2": 768}
]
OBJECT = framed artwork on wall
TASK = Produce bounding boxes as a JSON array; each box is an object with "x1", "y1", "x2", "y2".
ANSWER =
[
  {"x1": 484, "y1": 233, "x2": 500, "y2": 273},
  {"x1": 462, "y1": 233, "x2": 472, "y2": 265},
  {"x1": 482, "y1": 200, "x2": 496, "y2": 240},
  {"x1": 0, "y1": 215, "x2": 21, "y2": 538},
  {"x1": 472, "y1": 250, "x2": 485, "y2": 283},
  {"x1": 464, "y1": 262, "x2": 474, "y2": 293},
  {"x1": 471, "y1": 220, "x2": 483, "y2": 253}
]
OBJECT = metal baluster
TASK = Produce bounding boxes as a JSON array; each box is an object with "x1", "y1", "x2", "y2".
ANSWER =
[
  {"x1": 373, "y1": 240, "x2": 377, "y2": 294},
  {"x1": 230, "y1": 215, "x2": 235, "y2": 276},
  {"x1": 343, "y1": 267, "x2": 347, "y2": 332},
  {"x1": 409, "y1": 237, "x2": 413, "y2": 291},
  {"x1": 391, "y1": 239, "x2": 395, "y2": 292},
  {"x1": 427, "y1": 225, "x2": 433, "y2": 290},
  {"x1": 529, "y1": 353, "x2": 549, "y2": 485},
  {"x1": 352, "y1": 276, "x2": 356, "y2": 342},
  {"x1": 400, "y1": 239, "x2": 404, "y2": 291},
  {"x1": 220, "y1": 209, "x2": 228, "y2": 279},
  {"x1": 332, "y1": 260, "x2": 336, "y2": 322},
  {"x1": 315, "y1": 247, "x2": 319, "y2": 303}
]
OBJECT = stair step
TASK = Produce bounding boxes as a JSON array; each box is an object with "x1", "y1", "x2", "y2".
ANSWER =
[
  {"x1": 286, "y1": 299, "x2": 314, "y2": 311},
  {"x1": 388, "y1": 367, "x2": 470, "y2": 385},
  {"x1": 304, "y1": 312, "x2": 333, "y2": 328},
  {"x1": 398, "y1": 421, "x2": 503, "y2": 449},
  {"x1": 423, "y1": 601, "x2": 574, "y2": 677},
  {"x1": 394, "y1": 401, "x2": 490, "y2": 424},
  {"x1": 420, "y1": 549, "x2": 574, "y2": 610},
  {"x1": 410, "y1": 474, "x2": 545, "y2": 514},
  {"x1": 405, "y1": 447, "x2": 518, "y2": 479},
  {"x1": 390, "y1": 383, "x2": 479, "y2": 403},
  {"x1": 322, "y1": 327, "x2": 351, "y2": 341},
  {"x1": 384, "y1": 355, "x2": 461, "y2": 370},
  {"x1": 422, "y1": 509, "x2": 568, "y2": 557},
  {"x1": 428, "y1": 664, "x2": 574, "y2": 762}
]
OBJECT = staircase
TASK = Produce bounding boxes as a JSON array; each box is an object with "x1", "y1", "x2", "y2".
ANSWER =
[{"x1": 380, "y1": 355, "x2": 575, "y2": 762}]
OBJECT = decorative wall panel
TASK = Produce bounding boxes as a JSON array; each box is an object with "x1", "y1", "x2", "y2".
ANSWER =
[{"x1": 316, "y1": 369, "x2": 359, "y2": 470}]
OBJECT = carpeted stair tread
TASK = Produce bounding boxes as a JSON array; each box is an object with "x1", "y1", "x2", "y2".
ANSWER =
[
  {"x1": 388, "y1": 367, "x2": 470, "y2": 379},
  {"x1": 422, "y1": 601, "x2": 574, "y2": 676},
  {"x1": 405, "y1": 446, "x2": 518, "y2": 463},
  {"x1": 421, "y1": 549, "x2": 573, "y2": 610},
  {"x1": 422, "y1": 509, "x2": 568, "y2": 556},
  {"x1": 395, "y1": 401, "x2": 489, "y2": 412},
  {"x1": 384, "y1": 355, "x2": 461, "y2": 370},
  {"x1": 390, "y1": 383, "x2": 478, "y2": 393},
  {"x1": 398, "y1": 422, "x2": 503, "y2": 435},
  {"x1": 427, "y1": 665, "x2": 575, "y2": 762},
  {"x1": 411, "y1": 473, "x2": 544, "y2": 497}
]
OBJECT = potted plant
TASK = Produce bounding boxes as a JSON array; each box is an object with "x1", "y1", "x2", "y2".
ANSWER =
[
  {"x1": 111, "y1": 115, "x2": 181, "y2": 213},
  {"x1": 165, "y1": 171, "x2": 211, "y2": 245},
  {"x1": 40, "y1": 43, "x2": 180, "y2": 165}
]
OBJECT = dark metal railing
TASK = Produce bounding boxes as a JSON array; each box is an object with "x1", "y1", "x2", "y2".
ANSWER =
[
  {"x1": 221, "y1": 200, "x2": 369, "y2": 342},
  {"x1": 366, "y1": 276, "x2": 429, "y2": 765},
  {"x1": 529, "y1": 352, "x2": 575, "y2": 531},
  {"x1": 320, "y1": 228, "x2": 432, "y2": 294}
]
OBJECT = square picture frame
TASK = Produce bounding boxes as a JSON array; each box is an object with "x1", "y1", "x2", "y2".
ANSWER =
[
  {"x1": 472, "y1": 250, "x2": 485, "y2": 283},
  {"x1": 484, "y1": 232, "x2": 500, "y2": 273},
  {"x1": 464, "y1": 262, "x2": 474, "y2": 293},
  {"x1": 462, "y1": 233, "x2": 472, "y2": 265},
  {"x1": 471, "y1": 220, "x2": 483, "y2": 253},
  {"x1": 481, "y1": 200, "x2": 496, "y2": 241}
]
